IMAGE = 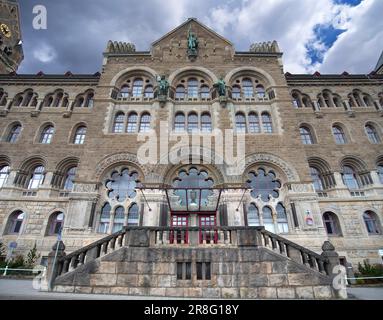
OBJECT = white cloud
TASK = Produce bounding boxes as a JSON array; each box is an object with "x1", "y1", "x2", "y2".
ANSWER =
[
  {"x1": 32, "y1": 42, "x2": 57, "y2": 63},
  {"x1": 203, "y1": 0, "x2": 382, "y2": 74},
  {"x1": 320, "y1": 0, "x2": 383, "y2": 73}
]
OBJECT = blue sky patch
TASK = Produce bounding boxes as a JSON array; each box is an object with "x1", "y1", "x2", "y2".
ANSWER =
[
  {"x1": 306, "y1": 24, "x2": 347, "y2": 65},
  {"x1": 333, "y1": 0, "x2": 363, "y2": 6}
]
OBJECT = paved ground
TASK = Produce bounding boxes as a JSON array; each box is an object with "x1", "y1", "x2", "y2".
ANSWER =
[
  {"x1": 0, "y1": 279, "x2": 382, "y2": 300},
  {"x1": 347, "y1": 287, "x2": 383, "y2": 300},
  {"x1": 0, "y1": 279, "x2": 185, "y2": 300}
]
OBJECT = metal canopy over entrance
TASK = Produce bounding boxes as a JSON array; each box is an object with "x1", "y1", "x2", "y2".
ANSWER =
[
  {"x1": 138, "y1": 186, "x2": 248, "y2": 244},
  {"x1": 138, "y1": 187, "x2": 248, "y2": 215}
]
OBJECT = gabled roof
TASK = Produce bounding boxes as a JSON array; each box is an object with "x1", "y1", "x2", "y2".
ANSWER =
[
  {"x1": 151, "y1": 18, "x2": 233, "y2": 47},
  {"x1": 375, "y1": 50, "x2": 383, "y2": 72}
]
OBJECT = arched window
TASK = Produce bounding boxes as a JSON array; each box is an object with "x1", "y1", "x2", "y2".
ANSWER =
[
  {"x1": 332, "y1": 125, "x2": 346, "y2": 144},
  {"x1": 261, "y1": 112, "x2": 273, "y2": 133},
  {"x1": 302, "y1": 96, "x2": 311, "y2": 108},
  {"x1": 310, "y1": 167, "x2": 324, "y2": 191},
  {"x1": 46, "y1": 96, "x2": 54, "y2": 107},
  {"x1": 40, "y1": 125, "x2": 55, "y2": 144},
  {"x1": 187, "y1": 78, "x2": 199, "y2": 98},
  {"x1": 292, "y1": 93, "x2": 301, "y2": 108},
  {"x1": 235, "y1": 112, "x2": 246, "y2": 133},
  {"x1": 377, "y1": 165, "x2": 383, "y2": 184},
  {"x1": 144, "y1": 85, "x2": 154, "y2": 98},
  {"x1": 174, "y1": 112, "x2": 186, "y2": 132},
  {"x1": 53, "y1": 92, "x2": 63, "y2": 107},
  {"x1": 6, "y1": 211, "x2": 25, "y2": 234},
  {"x1": 342, "y1": 166, "x2": 359, "y2": 190},
  {"x1": 363, "y1": 96, "x2": 372, "y2": 107},
  {"x1": 247, "y1": 203, "x2": 260, "y2": 226},
  {"x1": 98, "y1": 203, "x2": 111, "y2": 233},
  {"x1": 112, "y1": 206, "x2": 125, "y2": 233},
  {"x1": 323, "y1": 92, "x2": 332, "y2": 107},
  {"x1": 256, "y1": 85, "x2": 266, "y2": 99},
  {"x1": 132, "y1": 78, "x2": 143, "y2": 97},
  {"x1": 113, "y1": 112, "x2": 125, "y2": 133},
  {"x1": 24, "y1": 91, "x2": 33, "y2": 106},
  {"x1": 119, "y1": 85, "x2": 130, "y2": 98},
  {"x1": 14, "y1": 95, "x2": 23, "y2": 107},
  {"x1": 262, "y1": 206, "x2": 275, "y2": 233},
  {"x1": 242, "y1": 78, "x2": 254, "y2": 98},
  {"x1": 187, "y1": 112, "x2": 198, "y2": 133},
  {"x1": 201, "y1": 112, "x2": 212, "y2": 132},
  {"x1": 353, "y1": 92, "x2": 363, "y2": 107},
  {"x1": 363, "y1": 211, "x2": 381, "y2": 234},
  {"x1": 323, "y1": 212, "x2": 342, "y2": 236},
  {"x1": 28, "y1": 166, "x2": 45, "y2": 189},
  {"x1": 126, "y1": 112, "x2": 138, "y2": 133},
  {"x1": 62, "y1": 97, "x2": 69, "y2": 108},
  {"x1": 139, "y1": 112, "x2": 151, "y2": 132},
  {"x1": 333, "y1": 97, "x2": 342, "y2": 108},
  {"x1": 248, "y1": 112, "x2": 260, "y2": 133},
  {"x1": 232, "y1": 85, "x2": 241, "y2": 99},
  {"x1": 7, "y1": 124, "x2": 22, "y2": 142},
  {"x1": 175, "y1": 85, "x2": 185, "y2": 100},
  {"x1": 73, "y1": 126, "x2": 86, "y2": 144},
  {"x1": 47, "y1": 212, "x2": 64, "y2": 236},
  {"x1": 365, "y1": 124, "x2": 380, "y2": 144},
  {"x1": 128, "y1": 203, "x2": 139, "y2": 226},
  {"x1": 276, "y1": 203, "x2": 288, "y2": 233},
  {"x1": 75, "y1": 97, "x2": 84, "y2": 108},
  {"x1": 63, "y1": 167, "x2": 77, "y2": 190},
  {"x1": 300, "y1": 126, "x2": 314, "y2": 144},
  {"x1": 0, "y1": 165, "x2": 10, "y2": 188},
  {"x1": 85, "y1": 93, "x2": 94, "y2": 108},
  {"x1": 200, "y1": 85, "x2": 210, "y2": 99}
]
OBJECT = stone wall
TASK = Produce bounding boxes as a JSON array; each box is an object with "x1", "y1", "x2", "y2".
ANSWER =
[{"x1": 53, "y1": 246, "x2": 334, "y2": 299}]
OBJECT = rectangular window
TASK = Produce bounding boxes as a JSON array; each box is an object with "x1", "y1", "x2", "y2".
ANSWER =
[
  {"x1": 196, "y1": 262, "x2": 211, "y2": 280},
  {"x1": 176, "y1": 262, "x2": 191, "y2": 280}
]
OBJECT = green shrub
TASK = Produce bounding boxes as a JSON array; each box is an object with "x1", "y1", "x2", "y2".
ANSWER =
[
  {"x1": 25, "y1": 243, "x2": 40, "y2": 268},
  {"x1": 355, "y1": 260, "x2": 383, "y2": 284}
]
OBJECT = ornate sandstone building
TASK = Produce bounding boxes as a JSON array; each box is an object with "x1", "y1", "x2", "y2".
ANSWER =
[{"x1": 0, "y1": 3, "x2": 382, "y2": 298}]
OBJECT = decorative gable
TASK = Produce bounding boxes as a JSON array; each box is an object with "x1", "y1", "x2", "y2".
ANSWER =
[{"x1": 151, "y1": 18, "x2": 234, "y2": 62}]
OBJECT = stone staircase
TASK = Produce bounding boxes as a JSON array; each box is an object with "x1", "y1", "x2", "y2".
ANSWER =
[{"x1": 46, "y1": 227, "x2": 345, "y2": 299}]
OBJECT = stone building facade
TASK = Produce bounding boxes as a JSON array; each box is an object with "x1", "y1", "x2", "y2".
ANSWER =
[{"x1": 0, "y1": 12, "x2": 382, "y2": 274}]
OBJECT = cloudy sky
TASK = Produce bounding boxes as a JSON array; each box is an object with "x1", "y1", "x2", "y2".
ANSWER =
[{"x1": 17, "y1": 0, "x2": 383, "y2": 75}]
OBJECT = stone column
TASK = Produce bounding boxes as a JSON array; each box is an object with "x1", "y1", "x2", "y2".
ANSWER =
[
  {"x1": 46, "y1": 240, "x2": 66, "y2": 291},
  {"x1": 5, "y1": 97, "x2": 13, "y2": 110},
  {"x1": 321, "y1": 241, "x2": 347, "y2": 299}
]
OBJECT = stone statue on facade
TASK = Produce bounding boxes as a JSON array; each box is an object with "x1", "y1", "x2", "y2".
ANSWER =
[
  {"x1": 214, "y1": 78, "x2": 226, "y2": 97},
  {"x1": 187, "y1": 26, "x2": 198, "y2": 59},
  {"x1": 157, "y1": 75, "x2": 169, "y2": 96},
  {"x1": 156, "y1": 75, "x2": 169, "y2": 106}
]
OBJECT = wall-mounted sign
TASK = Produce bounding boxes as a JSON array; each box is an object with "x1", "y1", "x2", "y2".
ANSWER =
[
  {"x1": 379, "y1": 249, "x2": 383, "y2": 256},
  {"x1": 305, "y1": 210, "x2": 314, "y2": 226}
]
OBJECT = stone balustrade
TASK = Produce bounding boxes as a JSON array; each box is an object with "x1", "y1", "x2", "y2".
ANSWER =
[{"x1": 51, "y1": 226, "x2": 332, "y2": 283}]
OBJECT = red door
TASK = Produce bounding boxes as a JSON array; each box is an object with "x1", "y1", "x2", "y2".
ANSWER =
[
  {"x1": 199, "y1": 214, "x2": 217, "y2": 244},
  {"x1": 170, "y1": 215, "x2": 188, "y2": 244}
]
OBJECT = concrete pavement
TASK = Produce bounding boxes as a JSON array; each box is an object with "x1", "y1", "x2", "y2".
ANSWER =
[{"x1": 1, "y1": 278, "x2": 382, "y2": 300}]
